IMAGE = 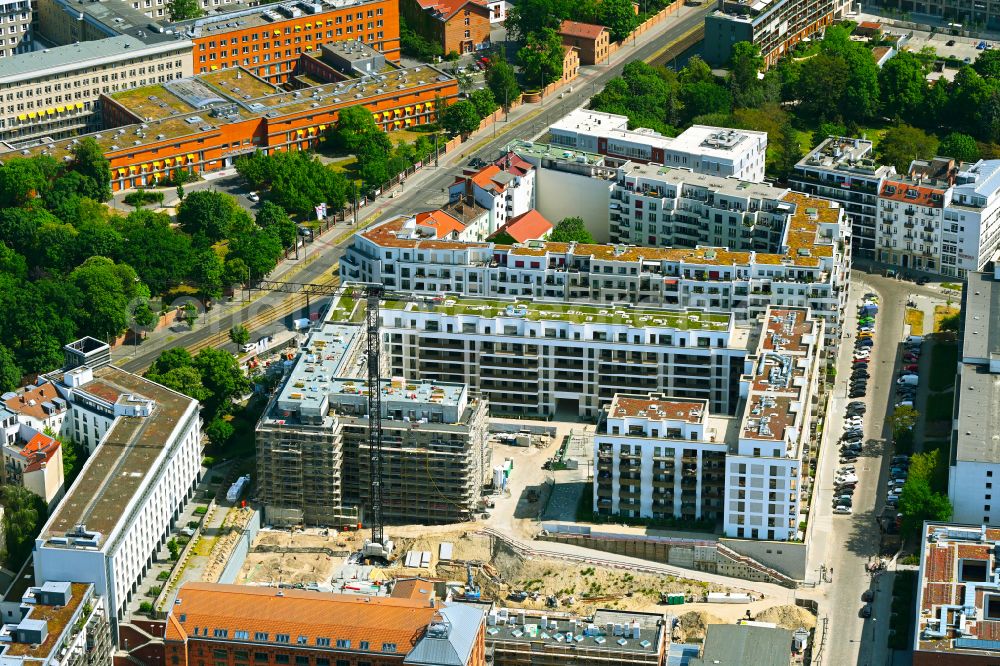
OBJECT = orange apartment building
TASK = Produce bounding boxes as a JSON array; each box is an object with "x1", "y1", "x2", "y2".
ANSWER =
[
  {"x1": 3, "y1": 62, "x2": 457, "y2": 191},
  {"x1": 163, "y1": 582, "x2": 487, "y2": 666},
  {"x1": 183, "y1": 0, "x2": 400, "y2": 84},
  {"x1": 400, "y1": 0, "x2": 491, "y2": 55},
  {"x1": 557, "y1": 20, "x2": 609, "y2": 65}
]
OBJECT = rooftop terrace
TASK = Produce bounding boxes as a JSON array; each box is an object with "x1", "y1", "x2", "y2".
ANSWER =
[
  {"x1": 334, "y1": 294, "x2": 732, "y2": 331},
  {"x1": 487, "y1": 607, "x2": 664, "y2": 655},
  {"x1": 41, "y1": 367, "x2": 197, "y2": 540},
  {"x1": 0, "y1": 583, "x2": 90, "y2": 659}
]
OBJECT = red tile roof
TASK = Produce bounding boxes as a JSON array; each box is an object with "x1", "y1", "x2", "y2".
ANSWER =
[
  {"x1": 493, "y1": 152, "x2": 533, "y2": 177},
  {"x1": 880, "y1": 180, "x2": 946, "y2": 208},
  {"x1": 22, "y1": 432, "x2": 60, "y2": 473},
  {"x1": 4, "y1": 382, "x2": 61, "y2": 421},
  {"x1": 414, "y1": 0, "x2": 487, "y2": 21},
  {"x1": 489, "y1": 210, "x2": 552, "y2": 243},
  {"x1": 414, "y1": 210, "x2": 466, "y2": 239},
  {"x1": 558, "y1": 20, "x2": 607, "y2": 40},
  {"x1": 165, "y1": 583, "x2": 437, "y2": 653}
]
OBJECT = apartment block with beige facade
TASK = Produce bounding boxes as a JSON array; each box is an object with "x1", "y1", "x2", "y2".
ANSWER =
[{"x1": 0, "y1": 36, "x2": 192, "y2": 144}]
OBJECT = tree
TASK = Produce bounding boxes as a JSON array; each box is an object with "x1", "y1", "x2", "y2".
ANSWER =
[
  {"x1": 598, "y1": 0, "x2": 639, "y2": 42},
  {"x1": 469, "y1": 88, "x2": 498, "y2": 119},
  {"x1": 796, "y1": 52, "x2": 849, "y2": 120},
  {"x1": 0, "y1": 344, "x2": 20, "y2": 392},
  {"x1": 205, "y1": 418, "x2": 235, "y2": 446},
  {"x1": 148, "y1": 346, "x2": 194, "y2": 377},
  {"x1": 680, "y1": 81, "x2": 732, "y2": 123},
  {"x1": 899, "y1": 477, "x2": 952, "y2": 538},
  {"x1": 442, "y1": 100, "x2": 481, "y2": 136},
  {"x1": 486, "y1": 59, "x2": 520, "y2": 109},
  {"x1": 255, "y1": 201, "x2": 297, "y2": 248},
  {"x1": 190, "y1": 249, "x2": 225, "y2": 300},
  {"x1": 156, "y1": 365, "x2": 211, "y2": 403},
  {"x1": 679, "y1": 56, "x2": 715, "y2": 85},
  {"x1": 69, "y1": 138, "x2": 112, "y2": 202},
  {"x1": 167, "y1": 0, "x2": 201, "y2": 20},
  {"x1": 167, "y1": 537, "x2": 180, "y2": 560},
  {"x1": 549, "y1": 216, "x2": 594, "y2": 243},
  {"x1": 176, "y1": 190, "x2": 243, "y2": 244},
  {"x1": 974, "y1": 48, "x2": 1000, "y2": 80},
  {"x1": 518, "y1": 28, "x2": 564, "y2": 88},
  {"x1": 728, "y1": 41, "x2": 765, "y2": 108},
  {"x1": 68, "y1": 257, "x2": 148, "y2": 340},
  {"x1": 879, "y1": 125, "x2": 939, "y2": 173},
  {"x1": 879, "y1": 51, "x2": 927, "y2": 122},
  {"x1": 503, "y1": 0, "x2": 563, "y2": 41},
  {"x1": 400, "y1": 16, "x2": 442, "y2": 62},
  {"x1": 1, "y1": 484, "x2": 46, "y2": 567},
  {"x1": 193, "y1": 347, "x2": 250, "y2": 419},
  {"x1": 0, "y1": 158, "x2": 56, "y2": 208},
  {"x1": 939, "y1": 132, "x2": 980, "y2": 162},
  {"x1": 330, "y1": 106, "x2": 381, "y2": 154},
  {"x1": 775, "y1": 122, "x2": 803, "y2": 182},
  {"x1": 115, "y1": 209, "x2": 194, "y2": 294},
  {"x1": 229, "y1": 325, "x2": 250, "y2": 347}
]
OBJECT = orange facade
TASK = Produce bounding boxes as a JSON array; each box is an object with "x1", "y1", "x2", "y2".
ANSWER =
[
  {"x1": 101, "y1": 73, "x2": 457, "y2": 192},
  {"x1": 192, "y1": 0, "x2": 400, "y2": 84}
]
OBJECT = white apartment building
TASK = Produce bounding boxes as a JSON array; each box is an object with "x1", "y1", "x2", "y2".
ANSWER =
[
  {"x1": 790, "y1": 135, "x2": 896, "y2": 260},
  {"x1": 33, "y1": 339, "x2": 202, "y2": 633},
  {"x1": 724, "y1": 308, "x2": 823, "y2": 541},
  {"x1": 343, "y1": 186, "x2": 850, "y2": 345},
  {"x1": 329, "y1": 291, "x2": 752, "y2": 419},
  {"x1": 594, "y1": 395, "x2": 730, "y2": 522},
  {"x1": 547, "y1": 109, "x2": 767, "y2": 183},
  {"x1": 448, "y1": 153, "x2": 536, "y2": 237},
  {"x1": 948, "y1": 257, "x2": 1000, "y2": 524}
]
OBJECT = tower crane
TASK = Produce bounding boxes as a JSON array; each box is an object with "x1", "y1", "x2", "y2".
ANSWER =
[{"x1": 255, "y1": 279, "x2": 412, "y2": 560}]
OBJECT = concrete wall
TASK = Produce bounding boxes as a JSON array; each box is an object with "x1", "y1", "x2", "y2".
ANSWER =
[
  {"x1": 719, "y1": 537, "x2": 807, "y2": 581},
  {"x1": 217, "y1": 509, "x2": 261, "y2": 584},
  {"x1": 533, "y1": 168, "x2": 612, "y2": 242}
]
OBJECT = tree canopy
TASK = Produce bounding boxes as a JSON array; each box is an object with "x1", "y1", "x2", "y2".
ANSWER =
[
  {"x1": 518, "y1": 28, "x2": 565, "y2": 88},
  {"x1": 549, "y1": 217, "x2": 595, "y2": 243}
]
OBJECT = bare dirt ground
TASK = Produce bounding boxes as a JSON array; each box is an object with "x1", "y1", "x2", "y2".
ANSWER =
[{"x1": 236, "y1": 528, "x2": 351, "y2": 585}]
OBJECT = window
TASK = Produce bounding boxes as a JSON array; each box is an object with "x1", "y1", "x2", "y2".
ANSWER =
[
  {"x1": 235, "y1": 631, "x2": 249, "y2": 640},
  {"x1": 296, "y1": 636, "x2": 308, "y2": 645},
  {"x1": 382, "y1": 644, "x2": 397, "y2": 653},
  {"x1": 254, "y1": 654, "x2": 268, "y2": 663},
  {"x1": 334, "y1": 639, "x2": 348, "y2": 648},
  {"x1": 254, "y1": 632, "x2": 268, "y2": 641},
  {"x1": 294, "y1": 658, "x2": 308, "y2": 666},
  {"x1": 316, "y1": 638, "x2": 331, "y2": 647},
  {"x1": 275, "y1": 656, "x2": 289, "y2": 665},
  {"x1": 359, "y1": 641, "x2": 370, "y2": 651},
  {"x1": 276, "y1": 634, "x2": 290, "y2": 644},
  {"x1": 213, "y1": 651, "x2": 227, "y2": 659}
]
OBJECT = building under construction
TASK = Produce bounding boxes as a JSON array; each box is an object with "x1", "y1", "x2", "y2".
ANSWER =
[{"x1": 255, "y1": 319, "x2": 490, "y2": 527}]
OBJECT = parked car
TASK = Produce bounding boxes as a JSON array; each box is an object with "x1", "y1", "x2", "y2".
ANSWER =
[
  {"x1": 852, "y1": 371, "x2": 870, "y2": 380},
  {"x1": 861, "y1": 604, "x2": 872, "y2": 618},
  {"x1": 834, "y1": 505, "x2": 853, "y2": 514},
  {"x1": 837, "y1": 473, "x2": 859, "y2": 484},
  {"x1": 892, "y1": 455, "x2": 910, "y2": 464},
  {"x1": 898, "y1": 375, "x2": 919, "y2": 386},
  {"x1": 862, "y1": 590, "x2": 874, "y2": 602},
  {"x1": 916, "y1": 276, "x2": 930, "y2": 285},
  {"x1": 849, "y1": 390, "x2": 867, "y2": 398},
  {"x1": 848, "y1": 401, "x2": 866, "y2": 409},
  {"x1": 247, "y1": 191, "x2": 260, "y2": 202},
  {"x1": 847, "y1": 404, "x2": 867, "y2": 414}
]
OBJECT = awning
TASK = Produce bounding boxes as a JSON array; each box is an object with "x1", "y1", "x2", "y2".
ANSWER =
[
  {"x1": 187, "y1": 153, "x2": 196, "y2": 161},
  {"x1": 56, "y1": 106, "x2": 65, "y2": 113},
  {"x1": 405, "y1": 106, "x2": 413, "y2": 113},
  {"x1": 153, "y1": 161, "x2": 161, "y2": 167},
  {"x1": 117, "y1": 168, "x2": 126, "y2": 176},
  {"x1": 296, "y1": 129, "x2": 304, "y2": 135},
  {"x1": 27, "y1": 112, "x2": 35, "y2": 119},
  {"x1": 16, "y1": 114, "x2": 25, "y2": 121},
  {"x1": 404, "y1": 118, "x2": 412, "y2": 126},
  {"x1": 415, "y1": 103, "x2": 423, "y2": 111},
  {"x1": 304, "y1": 22, "x2": 311, "y2": 27},
  {"x1": 129, "y1": 166, "x2": 137, "y2": 173},
  {"x1": 273, "y1": 29, "x2": 281, "y2": 35},
  {"x1": 211, "y1": 65, "x2": 218, "y2": 71},
  {"x1": 307, "y1": 127, "x2": 316, "y2": 134},
  {"x1": 394, "y1": 120, "x2": 401, "y2": 127},
  {"x1": 664, "y1": 279, "x2": 678, "y2": 285},
  {"x1": 318, "y1": 124, "x2": 326, "y2": 130},
  {"x1": 44, "y1": 109, "x2": 52, "y2": 116},
  {"x1": 294, "y1": 25, "x2": 301, "y2": 31},
  {"x1": 164, "y1": 158, "x2": 173, "y2": 165},
  {"x1": 75, "y1": 102, "x2": 84, "y2": 110},
  {"x1": 394, "y1": 109, "x2": 402, "y2": 117},
  {"x1": 426, "y1": 101, "x2": 434, "y2": 110}
]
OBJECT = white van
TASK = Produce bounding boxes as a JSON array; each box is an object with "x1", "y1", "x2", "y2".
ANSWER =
[
  {"x1": 897, "y1": 375, "x2": 919, "y2": 386},
  {"x1": 904, "y1": 335, "x2": 924, "y2": 346}
]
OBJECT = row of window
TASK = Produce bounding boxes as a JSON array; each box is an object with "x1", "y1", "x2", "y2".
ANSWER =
[{"x1": 188, "y1": 636, "x2": 396, "y2": 653}]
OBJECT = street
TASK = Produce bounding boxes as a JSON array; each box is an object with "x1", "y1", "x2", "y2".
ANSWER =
[
  {"x1": 111, "y1": 2, "x2": 715, "y2": 374},
  {"x1": 812, "y1": 272, "x2": 950, "y2": 666}
]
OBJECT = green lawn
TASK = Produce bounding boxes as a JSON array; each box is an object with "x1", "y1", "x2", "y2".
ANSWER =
[{"x1": 928, "y1": 342, "x2": 959, "y2": 392}]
